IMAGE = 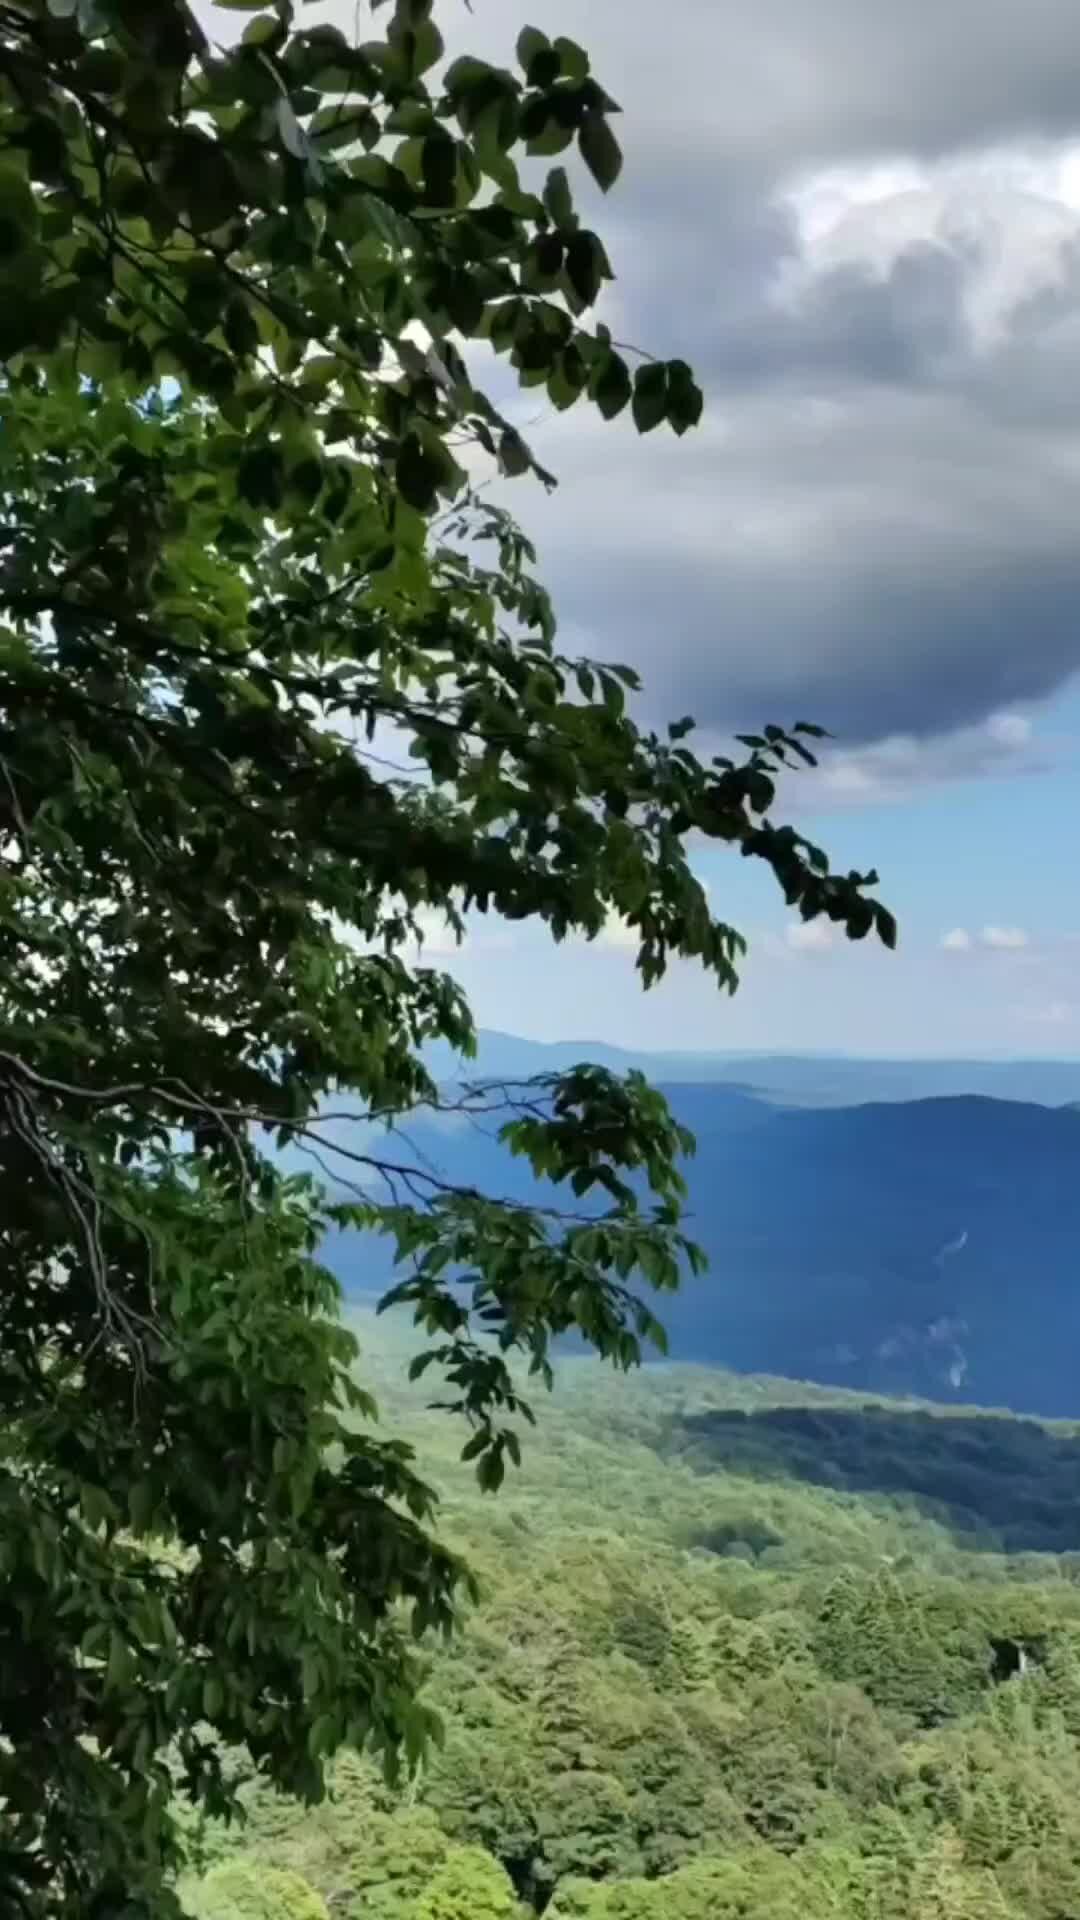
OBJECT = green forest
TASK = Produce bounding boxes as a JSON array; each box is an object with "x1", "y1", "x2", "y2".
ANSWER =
[{"x1": 178, "y1": 1309, "x2": 1080, "y2": 1920}]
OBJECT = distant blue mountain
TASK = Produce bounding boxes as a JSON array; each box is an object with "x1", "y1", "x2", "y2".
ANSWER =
[
  {"x1": 317, "y1": 1079, "x2": 1080, "y2": 1419},
  {"x1": 424, "y1": 1030, "x2": 1080, "y2": 1108}
]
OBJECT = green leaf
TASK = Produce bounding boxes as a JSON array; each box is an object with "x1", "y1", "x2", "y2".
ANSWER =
[
  {"x1": 444, "y1": 54, "x2": 496, "y2": 100},
  {"x1": 0, "y1": 166, "x2": 37, "y2": 246},
  {"x1": 398, "y1": 17, "x2": 444, "y2": 77},
  {"x1": 243, "y1": 13, "x2": 283, "y2": 44},
  {"x1": 128, "y1": 1480, "x2": 155, "y2": 1534},
  {"x1": 276, "y1": 97, "x2": 308, "y2": 160},
  {"x1": 476, "y1": 1446, "x2": 505, "y2": 1492},
  {"x1": 76, "y1": 49, "x2": 128, "y2": 90},
  {"x1": 237, "y1": 445, "x2": 284, "y2": 508},
  {"x1": 578, "y1": 110, "x2": 622, "y2": 192},
  {"x1": 875, "y1": 905, "x2": 899, "y2": 950},
  {"x1": 422, "y1": 132, "x2": 458, "y2": 207},
  {"x1": 515, "y1": 26, "x2": 550, "y2": 74},
  {"x1": 498, "y1": 429, "x2": 531, "y2": 478},
  {"x1": 223, "y1": 298, "x2": 259, "y2": 358},
  {"x1": 591, "y1": 349, "x2": 631, "y2": 419},
  {"x1": 565, "y1": 231, "x2": 606, "y2": 307},
  {"x1": 527, "y1": 48, "x2": 562, "y2": 88},
  {"x1": 665, "y1": 358, "x2": 704, "y2": 435},
  {"x1": 554, "y1": 36, "x2": 590, "y2": 82},
  {"x1": 445, "y1": 269, "x2": 485, "y2": 334},
  {"x1": 631, "y1": 362, "x2": 668, "y2": 434},
  {"x1": 308, "y1": 1713, "x2": 336, "y2": 1758},
  {"x1": 543, "y1": 165, "x2": 575, "y2": 229},
  {"x1": 396, "y1": 434, "x2": 445, "y2": 511},
  {"x1": 524, "y1": 114, "x2": 574, "y2": 158},
  {"x1": 547, "y1": 350, "x2": 585, "y2": 411}
]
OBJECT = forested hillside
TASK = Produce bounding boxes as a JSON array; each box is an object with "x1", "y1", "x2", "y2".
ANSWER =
[{"x1": 180, "y1": 1309, "x2": 1080, "y2": 1919}]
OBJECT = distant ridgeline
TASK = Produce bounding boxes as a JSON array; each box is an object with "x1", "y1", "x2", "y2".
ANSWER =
[
  {"x1": 421, "y1": 1030, "x2": 1080, "y2": 1106},
  {"x1": 310, "y1": 1062, "x2": 1080, "y2": 1419}
]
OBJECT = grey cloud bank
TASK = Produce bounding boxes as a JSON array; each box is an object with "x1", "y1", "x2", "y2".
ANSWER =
[
  {"x1": 432, "y1": 0, "x2": 1080, "y2": 177},
  {"x1": 296, "y1": 2, "x2": 1080, "y2": 755}
]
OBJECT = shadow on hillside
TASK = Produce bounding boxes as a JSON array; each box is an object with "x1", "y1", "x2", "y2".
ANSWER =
[{"x1": 670, "y1": 1403, "x2": 1080, "y2": 1554}]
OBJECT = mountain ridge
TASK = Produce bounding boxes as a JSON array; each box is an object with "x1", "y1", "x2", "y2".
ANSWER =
[
  {"x1": 424, "y1": 1030, "x2": 1080, "y2": 1108},
  {"x1": 316, "y1": 1080, "x2": 1080, "y2": 1420}
]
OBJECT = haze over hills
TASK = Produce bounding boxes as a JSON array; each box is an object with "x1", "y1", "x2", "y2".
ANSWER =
[
  {"x1": 313, "y1": 1044, "x2": 1080, "y2": 1420},
  {"x1": 423, "y1": 1030, "x2": 1080, "y2": 1108}
]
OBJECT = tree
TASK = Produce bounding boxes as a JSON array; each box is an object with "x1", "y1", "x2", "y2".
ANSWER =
[
  {"x1": 815, "y1": 1570, "x2": 990, "y2": 1728},
  {"x1": 410, "y1": 1845, "x2": 520, "y2": 1920},
  {"x1": 183, "y1": 1860, "x2": 329, "y2": 1920},
  {"x1": 0, "y1": 0, "x2": 893, "y2": 1912}
]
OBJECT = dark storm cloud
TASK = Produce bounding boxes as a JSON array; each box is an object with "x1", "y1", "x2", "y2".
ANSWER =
[
  {"x1": 506, "y1": 219, "x2": 1080, "y2": 749},
  {"x1": 619, "y1": 206, "x2": 975, "y2": 394},
  {"x1": 306, "y1": 2, "x2": 1080, "y2": 753},
  {"x1": 442, "y1": 0, "x2": 1080, "y2": 177},
  {"x1": 461, "y1": 0, "x2": 1080, "y2": 750}
]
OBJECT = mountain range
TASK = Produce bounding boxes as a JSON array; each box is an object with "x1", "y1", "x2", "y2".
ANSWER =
[
  {"x1": 424, "y1": 1029, "x2": 1080, "y2": 1107},
  {"x1": 309, "y1": 1036, "x2": 1080, "y2": 1419}
]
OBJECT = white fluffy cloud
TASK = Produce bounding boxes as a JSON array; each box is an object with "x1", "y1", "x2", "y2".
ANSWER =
[
  {"x1": 981, "y1": 925, "x2": 1031, "y2": 950},
  {"x1": 786, "y1": 920, "x2": 835, "y2": 953},
  {"x1": 941, "y1": 925, "x2": 1031, "y2": 952},
  {"x1": 792, "y1": 710, "x2": 1049, "y2": 810}
]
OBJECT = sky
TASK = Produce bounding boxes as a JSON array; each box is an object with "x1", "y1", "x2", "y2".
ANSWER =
[{"x1": 218, "y1": 0, "x2": 1080, "y2": 1055}]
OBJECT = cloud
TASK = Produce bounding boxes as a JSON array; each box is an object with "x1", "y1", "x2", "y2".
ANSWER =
[
  {"x1": 206, "y1": 0, "x2": 1080, "y2": 762},
  {"x1": 941, "y1": 925, "x2": 1031, "y2": 951},
  {"x1": 786, "y1": 920, "x2": 835, "y2": 953},
  {"x1": 777, "y1": 164, "x2": 1080, "y2": 352},
  {"x1": 793, "y1": 710, "x2": 1053, "y2": 810},
  {"x1": 985, "y1": 712, "x2": 1033, "y2": 749},
  {"x1": 416, "y1": 0, "x2": 1080, "y2": 186},
  {"x1": 456, "y1": 9, "x2": 1080, "y2": 753},
  {"x1": 981, "y1": 924, "x2": 1030, "y2": 949},
  {"x1": 506, "y1": 278, "x2": 1080, "y2": 746}
]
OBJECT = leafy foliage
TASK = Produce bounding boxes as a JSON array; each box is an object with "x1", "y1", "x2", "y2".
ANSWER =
[
  {"x1": 184, "y1": 1859, "x2": 329, "y2": 1920},
  {"x1": 409, "y1": 1845, "x2": 521, "y2": 1920},
  {"x1": 0, "y1": 0, "x2": 892, "y2": 1912}
]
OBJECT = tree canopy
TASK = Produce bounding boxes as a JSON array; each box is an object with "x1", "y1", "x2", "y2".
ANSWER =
[
  {"x1": 178, "y1": 1320, "x2": 1080, "y2": 1920},
  {"x1": 0, "y1": 0, "x2": 893, "y2": 1912}
]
